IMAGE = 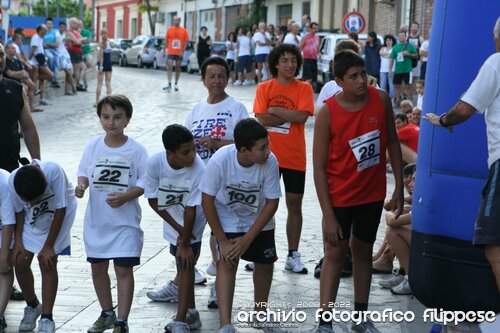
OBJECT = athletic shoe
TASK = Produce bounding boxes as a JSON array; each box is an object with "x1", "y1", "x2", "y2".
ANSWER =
[
  {"x1": 112, "y1": 322, "x2": 128, "y2": 333},
  {"x1": 167, "y1": 321, "x2": 189, "y2": 333},
  {"x1": 390, "y1": 276, "x2": 412, "y2": 295},
  {"x1": 219, "y1": 324, "x2": 235, "y2": 333},
  {"x1": 378, "y1": 273, "x2": 404, "y2": 289},
  {"x1": 76, "y1": 84, "x2": 87, "y2": 92},
  {"x1": 0, "y1": 316, "x2": 7, "y2": 333},
  {"x1": 195, "y1": 268, "x2": 207, "y2": 285},
  {"x1": 245, "y1": 262, "x2": 255, "y2": 271},
  {"x1": 146, "y1": 280, "x2": 178, "y2": 302},
  {"x1": 351, "y1": 320, "x2": 381, "y2": 333},
  {"x1": 174, "y1": 84, "x2": 179, "y2": 92},
  {"x1": 316, "y1": 325, "x2": 334, "y2": 333},
  {"x1": 163, "y1": 84, "x2": 172, "y2": 92},
  {"x1": 207, "y1": 285, "x2": 218, "y2": 309},
  {"x1": 165, "y1": 310, "x2": 202, "y2": 331},
  {"x1": 10, "y1": 286, "x2": 24, "y2": 300},
  {"x1": 206, "y1": 261, "x2": 217, "y2": 276},
  {"x1": 19, "y1": 303, "x2": 42, "y2": 331},
  {"x1": 39, "y1": 99, "x2": 49, "y2": 106},
  {"x1": 233, "y1": 80, "x2": 242, "y2": 86},
  {"x1": 87, "y1": 312, "x2": 116, "y2": 332},
  {"x1": 37, "y1": 318, "x2": 55, "y2": 333},
  {"x1": 34, "y1": 89, "x2": 42, "y2": 96},
  {"x1": 50, "y1": 81, "x2": 60, "y2": 88},
  {"x1": 314, "y1": 258, "x2": 323, "y2": 278},
  {"x1": 285, "y1": 251, "x2": 308, "y2": 274}
]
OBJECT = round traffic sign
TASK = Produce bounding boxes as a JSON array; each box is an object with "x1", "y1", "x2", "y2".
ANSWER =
[{"x1": 342, "y1": 11, "x2": 366, "y2": 33}]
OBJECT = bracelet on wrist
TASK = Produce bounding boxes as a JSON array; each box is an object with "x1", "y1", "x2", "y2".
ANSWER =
[{"x1": 439, "y1": 113, "x2": 449, "y2": 127}]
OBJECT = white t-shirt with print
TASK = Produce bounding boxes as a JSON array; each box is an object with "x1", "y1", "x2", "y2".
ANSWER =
[
  {"x1": 185, "y1": 96, "x2": 249, "y2": 163},
  {"x1": 237, "y1": 35, "x2": 251, "y2": 57},
  {"x1": 461, "y1": 53, "x2": 500, "y2": 168},
  {"x1": 199, "y1": 145, "x2": 281, "y2": 233},
  {"x1": 253, "y1": 31, "x2": 271, "y2": 55},
  {"x1": 144, "y1": 152, "x2": 206, "y2": 245},
  {"x1": 78, "y1": 136, "x2": 149, "y2": 258},
  {"x1": 0, "y1": 169, "x2": 16, "y2": 248},
  {"x1": 9, "y1": 160, "x2": 77, "y2": 254}
]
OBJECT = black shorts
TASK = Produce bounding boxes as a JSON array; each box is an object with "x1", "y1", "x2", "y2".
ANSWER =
[
  {"x1": 227, "y1": 59, "x2": 235, "y2": 72},
  {"x1": 87, "y1": 257, "x2": 140, "y2": 267},
  {"x1": 167, "y1": 54, "x2": 182, "y2": 61},
  {"x1": 68, "y1": 51, "x2": 83, "y2": 64},
  {"x1": 169, "y1": 241, "x2": 202, "y2": 259},
  {"x1": 220, "y1": 229, "x2": 277, "y2": 264},
  {"x1": 302, "y1": 59, "x2": 318, "y2": 83},
  {"x1": 102, "y1": 53, "x2": 112, "y2": 72},
  {"x1": 420, "y1": 62, "x2": 427, "y2": 80},
  {"x1": 474, "y1": 159, "x2": 500, "y2": 246},
  {"x1": 279, "y1": 168, "x2": 306, "y2": 195},
  {"x1": 393, "y1": 72, "x2": 410, "y2": 85},
  {"x1": 332, "y1": 201, "x2": 384, "y2": 244}
]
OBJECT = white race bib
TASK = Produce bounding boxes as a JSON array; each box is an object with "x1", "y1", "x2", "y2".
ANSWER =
[
  {"x1": 267, "y1": 122, "x2": 291, "y2": 134},
  {"x1": 28, "y1": 187, "x2": 55, "y2": 230},
  {"x1": 92, "y1": 157, "x2": 130, "y2": 193},
  {"x1": 172, "y1": 39, "x2": 181, "y2": 49},
  {"x1": 349, "y1": 130, "x2": 381, "y2": 171},
  {"x1": 225, "y1": 180, "x2": 261, "y2": 213},
  {"x1": 158, "y1": 178, "x2": 191, "y2": 210},
  {"x1": 397, "y1": 51, "x2": 404, "y2": 62}
]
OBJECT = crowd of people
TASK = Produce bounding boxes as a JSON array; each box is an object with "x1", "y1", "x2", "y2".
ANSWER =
[{"x1": 1, "y1": 11, "x2": 498, "y2": 333}]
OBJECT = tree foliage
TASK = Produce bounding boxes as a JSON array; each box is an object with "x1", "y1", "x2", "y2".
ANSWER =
[{"x1": 30, "y1": 0, "x2": 92, "y2": 28}]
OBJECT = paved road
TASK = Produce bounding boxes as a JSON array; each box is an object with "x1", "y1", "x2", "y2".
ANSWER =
[{"x1": 5, "y1": 66, "x2": 436, "y2": 333}]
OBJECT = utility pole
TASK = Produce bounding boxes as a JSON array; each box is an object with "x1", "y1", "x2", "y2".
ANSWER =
[{"x1": 79, "y1": 0, "x2": 84, "y2": 21}]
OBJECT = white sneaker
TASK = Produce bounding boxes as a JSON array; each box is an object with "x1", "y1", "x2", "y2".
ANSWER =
[
  {"x1": 206, "y1": 261, "x2": 217, "y2": 276},
  {"x1": 37, "y1": 318, "x2": 55, "y2": 333},
  {"x1": 379, "y1": 273, "x2": 404, "y2": 289},
  {"x1": 166, "y1": 321, "x2": 189, "y2": 333},
  {"x1": 146, "y1": 280, "x2": 178, "y2": 302},
  {"x1": 174, "y1": 84, "x2": 179, "y2": 92},
  {"x1": 390, "y1": 276, "x2": 412, "y2": 295},
  {"x1": 165, "y1": 310, "x2": 202, "y2": 331},
  {"x1": 284, "y1": 251, "x2": 308, "y2": 274},
  {"x1": 219, "y1": 324, "x2": 235, "y2": 333},
  {"x1": 242, "y1": 80, "x2": 251, "y2": 86},
  {"x1": 163, "y1": 84, "x2": 172, "y2": 92},
  {"x1": 233, "y1": 80, "x2": 242, "y2": 86},
  {"x1": 19, "y1": 303, "x2": 42, "y2": 331},
  {"x1": 194, "y1": 268, "x2": 207, "y2": 285},
  {"x1": 207, "y1": 285, "x2": 218, "y2": 309}
]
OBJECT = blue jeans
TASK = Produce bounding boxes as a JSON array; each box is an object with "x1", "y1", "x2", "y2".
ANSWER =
[
  {"x1": 45, "y1": 48, "x2": 58, "y2": 82},
  {"x1": 379, "y1": 72, "x2": 394, "y2": 98}
]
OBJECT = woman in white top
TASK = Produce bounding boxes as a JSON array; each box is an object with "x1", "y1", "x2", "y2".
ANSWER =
[
  {"x1": 235, "y1": 27, "x2": 253, "y2": 85},
  {"x1": 379, "y1": 34, "x2": 396, "y2": 100},
  {"x1": 225, "y1": 32, "x2": 237, "y2": 83}
]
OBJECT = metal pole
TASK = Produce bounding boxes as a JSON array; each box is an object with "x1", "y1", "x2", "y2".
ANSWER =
[
  {"x1": 79, "y1": 0, "x2": 84, "y2": 21},
  {"x1": 56, "y1": 0, "x2": 60, "y2": 19},
  {"x1": 44, "y1": 0, "x2": 48, "y2": 17},
  {"x1": 92, "y1": 0, "x2": 95, "y2": 32}
]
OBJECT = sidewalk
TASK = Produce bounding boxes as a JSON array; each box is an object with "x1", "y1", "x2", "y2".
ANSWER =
[{"x1": 6, "y1": 66, "x2": 435, "y2": 333}]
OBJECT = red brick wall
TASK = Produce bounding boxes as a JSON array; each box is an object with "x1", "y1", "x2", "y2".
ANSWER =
[{"x1": 97, "y1": 0, "x2": 140, "y2": 39}]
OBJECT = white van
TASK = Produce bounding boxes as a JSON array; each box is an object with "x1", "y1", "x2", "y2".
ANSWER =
[{"x1": 316, "y1": 33, "x2": 384, "y2": 85}]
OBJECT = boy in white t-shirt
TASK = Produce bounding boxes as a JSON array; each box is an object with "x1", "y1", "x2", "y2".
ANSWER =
[
  {"x1": 10, "y1": 161, "x2": 77, "y2": 333},
  {"x1": 0, "y1": 169, "x2": 16, "y2": 332},
  {"x1": 75, "y1": 95, "x2": 148, "y2": 333},
  {"x1": 145, "y1": 124, "x2": 206, "y2": 332},
  {"x1": 200, "y1": 119, "x2": 285, "y2": 333}
]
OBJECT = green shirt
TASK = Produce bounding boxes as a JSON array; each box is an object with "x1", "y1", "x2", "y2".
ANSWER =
[
  {"x1": 390, "y1": 42, "x2": 417, "y2": 74},
  {"x1": 81, "y1": 29, "x2": 92, "y2": 55}
]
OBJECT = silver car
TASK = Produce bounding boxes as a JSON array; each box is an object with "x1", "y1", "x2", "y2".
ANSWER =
[{"x1": 122, "y1": 35, "x2": 164, "y2": 68}]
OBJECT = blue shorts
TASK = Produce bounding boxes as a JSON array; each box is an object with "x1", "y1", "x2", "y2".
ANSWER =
[
  {"x1": 474, "y1": 159, "x2": 500, "y2": 246},
  {"x1": 256, "y1": 54, "x2": 268, "y2": 64},
  {"x1": 168, "y1": 54, "x2": 182, "y2": 61},
  {"x1": 237, "y1": 55, "x2": 252, "y2": 73},
  {"x1": 87, "y1": 257, "x2": 140, "y2": 267}
]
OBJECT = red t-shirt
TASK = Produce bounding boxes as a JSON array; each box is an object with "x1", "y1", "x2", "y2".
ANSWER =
[
  {"x1": 253, "y1": 79, "x2": 314, "y2": 172},
  {"x1": 325, "y1": 86, "x2": 387, "y2": 207},
  {"x1": 66, "y1": 30, "x2": 82, "y2": 54},
  {"x1": 397, "y1": 124, "x2": 419, "y2": 152}
]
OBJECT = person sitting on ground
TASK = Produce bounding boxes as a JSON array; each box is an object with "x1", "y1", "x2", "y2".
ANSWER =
[{"x1": 387, "y1": 113, "x2": 419, "y2": 165}]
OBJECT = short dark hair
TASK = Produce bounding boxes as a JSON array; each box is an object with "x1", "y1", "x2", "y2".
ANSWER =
[
  {"x1": 234, "y1": 119, "x2": 268, "y2": 152},
  {"x1": 383, "y1": 34, "x2": 397, "y2": 47},
  {"x1": 162, "y1": 124, "x2": 193, "y2": 152},
  {"x1": 97, "y1": 94, "x2": 133, "y2": 118},
  {"x1": 14, "y1": 165, "x2": 47, "y2": 202},
  {"x1": 13, "y1": 33, "x2": 23, "y2": 42},
  {"x1": 310, "y1": 22, "x2": 318, "y2": 28},
  {"x1": 267, "y1": 44, "x2": 302, "y2": 78},
  {"x1": 201, "y1": 57, "x2": 229, "y2": 80},
  {"x1": 348, "y1": 32, "x2": 358, "y2": 42},
  {"x1": 45, "y1": 17, "x2": 54, "y2": 23},
  {"x1": 395, "y1": 113, "x2": 408, "y2": 123},
  {"x1": 59, "y1": 21, "x2": 67, "y2": 27},
  {"x1": 36, "y1": 24, "x2": 45, "y2": 33},
  {"x1": 14, "y1": 28, "x2": 24, "y2": 35},
  {"x1": 333, "y1": 50, "x2": 365, "y2": 79},
  {"x1": 200, "y1": 26, "x2": 208, "y2": 31},
  {"x1": 403, "y1": 163, "x2": 416, "y2": 177},
  {"x1": 335, "y1": 40, "x2": 360, "y2": 54}
]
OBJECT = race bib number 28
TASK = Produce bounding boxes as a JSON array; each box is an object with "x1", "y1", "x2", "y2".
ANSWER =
[{"x1": 349, "y1": 130, "x2": 381, "y2": 172}]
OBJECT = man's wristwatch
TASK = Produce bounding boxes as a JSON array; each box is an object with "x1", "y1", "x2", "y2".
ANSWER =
[{"x1": 439, "y1": 113, "x2": 449, "y2": 127}]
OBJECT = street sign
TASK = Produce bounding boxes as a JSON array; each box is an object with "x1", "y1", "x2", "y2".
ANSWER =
[
  {"x1": 1, "y1": 0, "x2": 10, "y2": 10},
  {"x1": 342, "y1": 11, "x2": 366, "y2": 33}
]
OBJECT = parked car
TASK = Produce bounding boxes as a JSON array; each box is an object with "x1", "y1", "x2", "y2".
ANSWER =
[
  {"x1": 109, "y1": 39, "x2": 131, "y2": 66},
  {"x1": 153, "y1": 40, "x2": 195, "y2": 71},
  {"x1": 316, "y1": 33, "x2": 384, "y2": 85},
  {"x1": 122, "y1": 35, "x2": 164, "y2": 68},
  {"x1": 187, "y1": 41, "x2": 227, "y2": 74}
]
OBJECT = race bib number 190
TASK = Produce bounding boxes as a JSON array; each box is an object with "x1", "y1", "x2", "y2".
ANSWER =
[
  {"x1": 93, "y1": 158, "x2": 130, "y2": 193},
  {"x1": 349, "y1": 130, "x2": 381, "y2": 172},
  {"x1": 226, "y1": 181, "x2": 261, "y2": 213}
]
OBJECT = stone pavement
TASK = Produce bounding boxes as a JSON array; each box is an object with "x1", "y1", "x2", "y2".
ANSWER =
[{"x1": 5, "y1": 67, "x2": 435, "y2": 333}]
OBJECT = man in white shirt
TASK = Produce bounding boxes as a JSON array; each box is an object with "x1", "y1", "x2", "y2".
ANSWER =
[
  {"x1": 283, "y1": 23, "x2": 302, "y2": 46},
  {"x1": 252, "y1": 22, "x2": 272, "y2": 82}
]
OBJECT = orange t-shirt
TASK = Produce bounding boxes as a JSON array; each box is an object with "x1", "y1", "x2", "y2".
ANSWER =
[
  {"x1": 253, "y1": 79, "x2": 314, "y2": 172},
  {"x1": 165, "y1": 27, "x2": 189, "y2": 56}
]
